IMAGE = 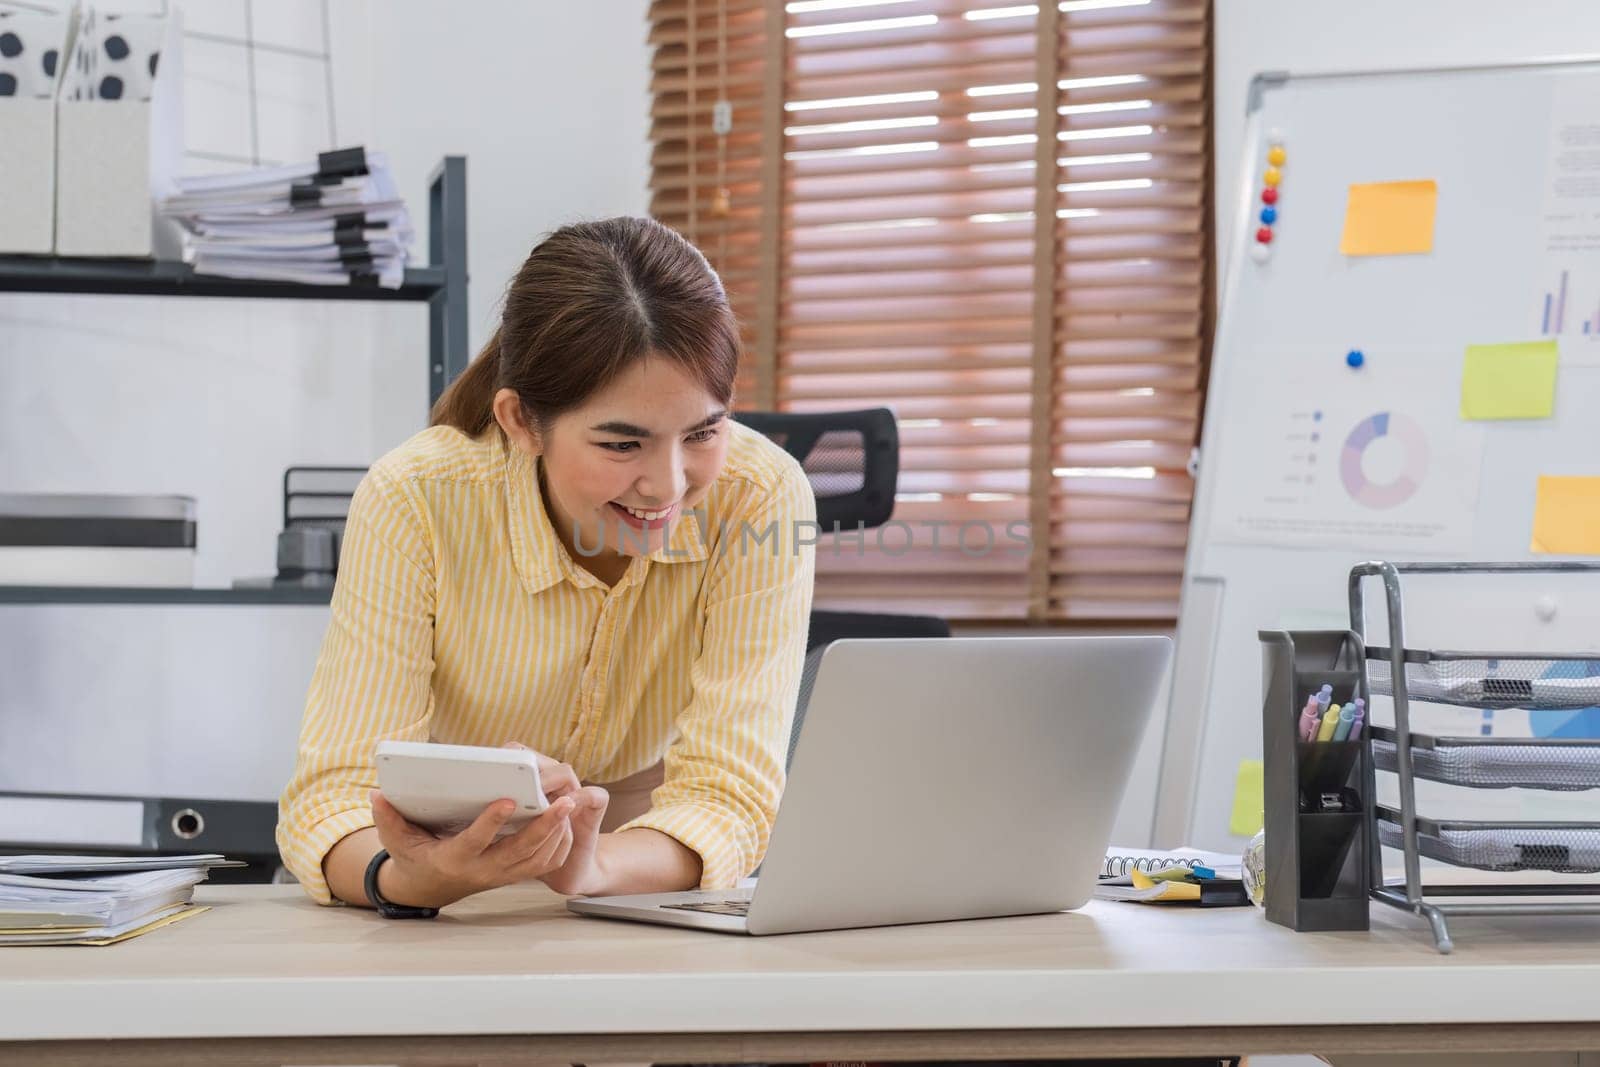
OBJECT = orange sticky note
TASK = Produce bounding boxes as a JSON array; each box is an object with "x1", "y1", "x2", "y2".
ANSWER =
[
  {"x1": 1339, "y1": 180, "x2": 1437, "y2": 256},
  {"x1": 1531, "y1": 476, "x2": 1600, "y2": 555}
]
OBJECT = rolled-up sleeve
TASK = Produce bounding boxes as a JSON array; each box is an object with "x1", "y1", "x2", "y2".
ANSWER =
[
  {"x1": 275, "y1": 463, "x2": 438, "y2": 903},
  {"x1": 618, "y1": 460, "x2": 817, "y2": 888}
]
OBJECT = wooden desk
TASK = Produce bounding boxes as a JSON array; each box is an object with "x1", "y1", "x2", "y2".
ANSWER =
[{"x1": 3, "y1": 884, "x2": 1600, "y2": 1066}]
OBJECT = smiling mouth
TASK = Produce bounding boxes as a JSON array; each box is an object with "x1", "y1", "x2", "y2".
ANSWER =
[{"x1": 609, "y1": 501, "x2": 680, "y2": 528}]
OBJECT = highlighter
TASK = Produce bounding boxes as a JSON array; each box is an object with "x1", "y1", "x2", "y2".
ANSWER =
[
  {"x1": 1332, "y1": 703, "x2": 1356, "y2": 741},
  {"x1": 1315, "y1": 683, "x2": 1333, "y2": 715},
  {"x1": 1298, "y1": 695, "x2": 1322, "y2": 741},
  {"x1": 1316, "y1": 703, "x2": 1342, "y2": 742},
  {"x1": 1348, "y1": 698, "x2": 1367, "y2": 741}
]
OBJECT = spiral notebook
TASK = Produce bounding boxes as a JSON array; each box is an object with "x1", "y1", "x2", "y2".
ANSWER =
[{"x1": 1099, "y1": 845, "x2": 1241, "y2": 882}]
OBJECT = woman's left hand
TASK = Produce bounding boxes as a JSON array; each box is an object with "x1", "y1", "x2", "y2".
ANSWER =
[{"x1": 538, "y1": 784, "x2": 610, "y2": 896}]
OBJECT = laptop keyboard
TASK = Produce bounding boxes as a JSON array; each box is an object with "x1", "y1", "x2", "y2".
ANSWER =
[{"x1": 662, "y1": 899, "x2": 751, "y2": 916}]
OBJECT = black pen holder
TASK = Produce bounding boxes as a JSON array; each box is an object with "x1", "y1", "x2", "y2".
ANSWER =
[{"x1": 1259, "y1": 629, "x2": 1373, "y2": 931}]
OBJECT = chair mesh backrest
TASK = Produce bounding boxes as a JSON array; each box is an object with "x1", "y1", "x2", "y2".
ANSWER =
[
  {"x1": 732, "y1": 408, "x2": 898, "y2": 530},
  {"x1": 799, "y1": 429, "x2": 867, "y2": 496}
]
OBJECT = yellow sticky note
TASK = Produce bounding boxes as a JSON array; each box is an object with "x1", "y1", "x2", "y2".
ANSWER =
[
  {"x1": 1339, "y1": 179, "x2": 1437, "y2": 256},
  {"x1": 1229, "y1": 759, "x2": 1264, "y2": 838},
  {"x1": 1461, "y1": 341, "x2": 1559, "y2": 420},
  {"x1": 1131, "y1": 869, "x2": 1202, "y2": 900},
  {"x1": 1531, "y1": 476, "x2": 1600, "y2": 555}
]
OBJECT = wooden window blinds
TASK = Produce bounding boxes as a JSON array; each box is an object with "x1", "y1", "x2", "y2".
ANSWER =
[{"x1": 648, "y1": 0, "x2": 1212, "y2": 622}]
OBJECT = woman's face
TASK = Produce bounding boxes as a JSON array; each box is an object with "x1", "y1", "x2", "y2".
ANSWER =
[{"x1": 511, "y1": 357, "x2": 731, "y2": 565}]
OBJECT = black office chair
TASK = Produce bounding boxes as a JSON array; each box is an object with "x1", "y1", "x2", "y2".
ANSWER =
[{"x1": 733, "y1": 408, "x2": 950, "y2": 770}]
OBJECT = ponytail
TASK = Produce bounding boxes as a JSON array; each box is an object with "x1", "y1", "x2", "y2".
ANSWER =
[{"x1": 429, "y1": 328, "x2": 502, "y2": 436}]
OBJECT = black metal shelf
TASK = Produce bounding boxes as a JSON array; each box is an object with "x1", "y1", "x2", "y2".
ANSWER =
[
  {"x1": 0, "y1": 256, "x2": 447, "y2": 301},
  {"x1": 0, "y1": 585, "x2": 332, "y2": 606}
]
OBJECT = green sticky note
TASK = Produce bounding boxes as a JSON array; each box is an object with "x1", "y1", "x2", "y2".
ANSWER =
[
  {"x1": 1229, "y1": 759, "x2": 1264, "y2": 838},
  {"x1": 1461, "y1": 340, "x2": 1559, "y2": 420}
]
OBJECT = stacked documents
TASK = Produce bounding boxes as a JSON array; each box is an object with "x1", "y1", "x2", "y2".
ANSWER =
[
  {"x1": 1094, "y1": 845, "x2": 1248, "y2": 906},
  {"x1": 0, "y1": 854, "x2": 234, "y2": 945},
  {"x1": 159, "y1": 146, "x2": 413, "y2": 289}
]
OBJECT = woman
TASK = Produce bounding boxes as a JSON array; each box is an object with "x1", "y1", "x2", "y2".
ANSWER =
[{"x1": 277, "y1": 217, "x2": 816, "y2": 913}]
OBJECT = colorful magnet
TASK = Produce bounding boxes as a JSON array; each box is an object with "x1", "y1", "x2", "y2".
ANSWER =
[
  {"x1": 1346, "y1": 349, "x2": 1364, "y2": 368},
  {"x1": 1252, "y1": 138, "x2": 1284, "y2": 259}
]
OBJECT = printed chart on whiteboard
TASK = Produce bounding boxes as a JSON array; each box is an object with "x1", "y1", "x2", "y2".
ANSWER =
[
  {"x1": 1208, "y1": 361, "x2": 1485, "y2": 552},
  {"x1": 1539, "y1": 75, "x2": 1600, "y2": 362}
]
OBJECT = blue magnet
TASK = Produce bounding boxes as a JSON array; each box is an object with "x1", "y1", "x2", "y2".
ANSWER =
[
  {"x1": 1346, "y1": 349, "x2": 1364, "y2": 368},
  {"x1": 1260, "y1": 206, "x2": 1277, "y2": 225}
]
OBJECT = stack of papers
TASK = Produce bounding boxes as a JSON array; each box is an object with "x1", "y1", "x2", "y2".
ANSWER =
[
  {"x1": 159, "y1": 147, "x2": 413, "y2": 289},
  {"x1": 1098, "y1": 845, "x2": 1241, "y2": 881},
  {"x1": 0, "y1": 854, "x2": 236, "y2": 945},
  {"x1": 1095, "y1": 845, "x2": 1248, "y2": 906}
]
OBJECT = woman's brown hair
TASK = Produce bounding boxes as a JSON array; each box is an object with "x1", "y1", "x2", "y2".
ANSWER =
[{"x1": 430, "y1": 216, "x2": 740, "y2": 438}]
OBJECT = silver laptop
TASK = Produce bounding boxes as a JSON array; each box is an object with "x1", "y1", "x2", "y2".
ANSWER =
[{"x1": 568, "y1": 634, "x2": 1172, "y2": 935}]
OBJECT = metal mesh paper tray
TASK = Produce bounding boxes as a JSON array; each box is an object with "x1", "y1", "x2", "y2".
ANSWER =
[
  {"x1": 1368, "y1": 653, "x2": 1600, "y2": 711},
  {"x1": 1372, "y1": 732, "x2": 1600, "y2": 791},
  {"x1": 1378, "y1": 815, "x2": 1600, "y2": 874}
]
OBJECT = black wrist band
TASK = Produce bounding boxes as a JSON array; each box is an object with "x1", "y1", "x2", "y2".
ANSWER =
[{"x1": 363, "y1": 848, "x2": 439, "y2": 919}]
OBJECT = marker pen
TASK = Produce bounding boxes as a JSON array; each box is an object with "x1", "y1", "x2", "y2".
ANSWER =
[
  {"x1": 1316, "y1": 703, "x2": 1342, "y2": 742},
  {"x1": 1348, "y1": 698, "x2": 1367, "y2": 741},
  {"x1": 1316, "y1": 683, "x2": 1333, "y2": 715},
  {"x1": 1298, "y1": 694, "x2": 1322, "y2": 741},
  {"x1": 1332, "y1": 703, "x2": 1356, "y2": 741}
]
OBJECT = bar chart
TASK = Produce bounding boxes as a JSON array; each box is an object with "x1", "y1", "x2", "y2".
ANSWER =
[{"x1": 1541, "y1": 268, "x2": 1600, "y2": 335}]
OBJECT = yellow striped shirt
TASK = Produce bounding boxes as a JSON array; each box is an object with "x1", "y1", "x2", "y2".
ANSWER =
[{"x1": 276, "y1": 420, "x2": 816, "y2": 904}]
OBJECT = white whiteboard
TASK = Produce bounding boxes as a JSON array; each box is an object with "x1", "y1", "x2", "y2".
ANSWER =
[{"x1": 1154, "y1": 58, "x2": 1600, "y2": 849}]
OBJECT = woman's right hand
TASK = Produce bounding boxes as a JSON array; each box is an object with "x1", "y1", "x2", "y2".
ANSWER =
[{"x1": 369, "y1": 789, "x2": 577, "y2": 909}]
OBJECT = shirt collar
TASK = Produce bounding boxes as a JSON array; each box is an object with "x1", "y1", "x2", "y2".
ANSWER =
[{"x1": 501, "y1": 433, "x2": 708, "y2": 596}]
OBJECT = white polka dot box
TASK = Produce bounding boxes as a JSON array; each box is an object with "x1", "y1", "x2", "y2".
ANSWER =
[
  {"x1": 0, "y1": 3, "x2": 74, "y2": 254},
  {"x1": 1, "y1": 3, "x2": 185, "y2": 257}
]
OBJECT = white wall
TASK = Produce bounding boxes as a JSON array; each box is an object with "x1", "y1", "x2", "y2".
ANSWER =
[
  {"x1": 1214, "y1": 0, "x2": 1600, "y2": 284},
  {"x1": 366, "y1": 0, "x2": 652, "y2": 437},
  {"x1": 0, "y1": 0, "x2": 652, "y2": 809}
]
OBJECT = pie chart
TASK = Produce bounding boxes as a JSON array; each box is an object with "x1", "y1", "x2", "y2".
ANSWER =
[{"x1": 1340, "y1": 412, "x2": 1428, "y2": 509}]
